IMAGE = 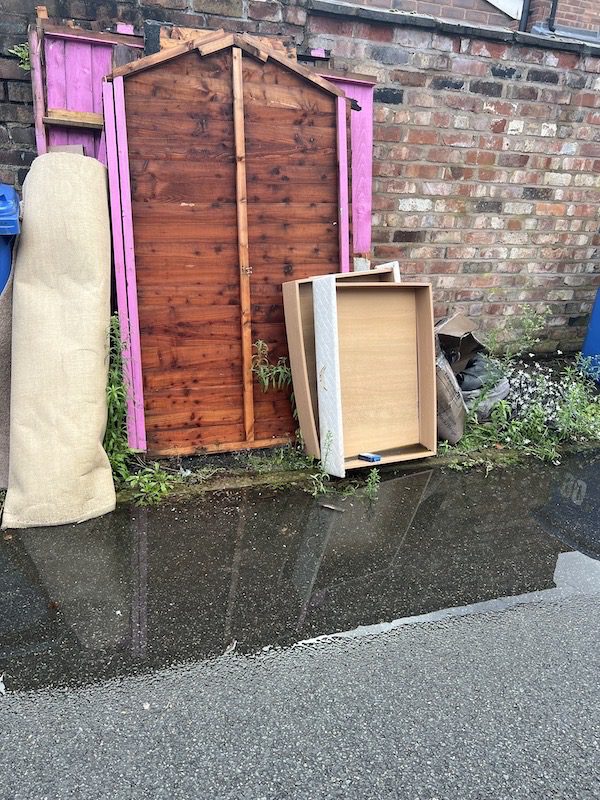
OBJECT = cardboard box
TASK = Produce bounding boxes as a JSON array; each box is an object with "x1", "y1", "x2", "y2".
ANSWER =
[
  {"x1": 435, "y1": 313, "x2": 486, "y2": 374},
  {"x1": 283, "y1": 263, "x2": 401, "y2": 459},
  {"x1": 312, "y1": 278, "x2": 436, "y2": 477}
]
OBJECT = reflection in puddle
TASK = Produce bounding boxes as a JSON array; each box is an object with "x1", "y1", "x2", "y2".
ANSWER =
[{"x1": 1, "y1": 453, "x2": 599, "y2": 691}]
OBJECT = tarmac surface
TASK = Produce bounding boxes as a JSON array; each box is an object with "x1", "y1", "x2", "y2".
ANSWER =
[{"x1": 1, "y1": 451, "x2": 599, "y2": 798}]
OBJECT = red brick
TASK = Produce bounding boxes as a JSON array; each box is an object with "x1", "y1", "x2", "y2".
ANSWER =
[
  {"x1": 450, "y1": 57, "x2": 488, "y2": 77},
  {"x1": 353, "y1": 22, "x2": 394, "y2": 42},
  {"x1": 373, "y1": 126, "x2": 403, "y2": 142},
  {"x1": 248, "y1": 0, "x2": 281, "y2": 22},
  {"x1": 442, "y1": 132, "x2": 476, "y2": 147},
  {"x1": 0, "y1": 57, "x2": 26, "y2": 80},
  {"x1": 192, "y1": 0, "x2": 242, "y2": 14},
  {"x1": 470, "y1": 40, "x2": 509, "y2": 60},
  {"x1": 390, "y1": 70, "x2": 427, "y2": 86},
  {"x1": 407, "y1": 129, "x2": 438, "y2": 145},
  {"x1": 283, "y1": 6, "x2": 305, "y2": 25},
  {"x1": 536, "y1": 203, "x2": 567, "y2": 216},
  {"x1": 432, "y1": 111, "x2": 451, "y2": 127},
  {"x1": 465, "y1": 150, "x2": 496, "y2": 166}
]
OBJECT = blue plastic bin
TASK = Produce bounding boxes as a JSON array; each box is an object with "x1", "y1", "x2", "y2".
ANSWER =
[
  {"x1": 0, "y1": 183, "x2": 20, "y2": 294},
  {"x1": 582, "y1": 288, "x2": 600, "y2": 381}
]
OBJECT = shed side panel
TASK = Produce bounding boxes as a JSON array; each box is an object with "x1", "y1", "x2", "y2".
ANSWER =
[
  {"x1": 243, "y1": 54, "x2": 341, "y2": 441},
  {"x1": 124, "y1": 50, "x2": 244, "y2": 455}
]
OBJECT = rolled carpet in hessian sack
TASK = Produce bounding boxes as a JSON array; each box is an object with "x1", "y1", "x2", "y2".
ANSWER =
[
  {"x1": 1, "y1": 153, "x2": 116, "y2": 528},
  {"x1": 0, "y1": 254, "x2": 14, "y2": 489}
]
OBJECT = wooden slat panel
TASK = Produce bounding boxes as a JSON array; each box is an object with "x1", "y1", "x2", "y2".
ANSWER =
[
  {"x1": 245, "y1": 124, "x2": 336, "y2": 156},
  {"x1": 64, "y1": 39, "x2": 95, "y2": 155},
  {"x1": 91, "y1": 44, "x2": 113, "y2": 162},
  {"x1": 244, "y1": 103, "x2": 336, "y2": 128},
  {"x1": 129, "y1": 161, "x2": 236, "y2": 203},
  {"x1": 146, "y1": 384, "x2": 245, "y2": 406},
  {"x1": 124, "y1": 82, "x2": 234, "y2": 110},
  {"x1": 136, "y1": 270, "x2": 239, "y2": 289},
  {"x1": 45, "y1": 37, "x2": 68, "y2": 149},
  {"x1": 143, "y1": 364, "x2": 243, "y2": 392},
  {"x1": 146, "y1": 423, "x2": 245, "y2": 455},
  {"x1": 242, "y1": 59, "x2": 336, "y2": 113},
  {"x1": 134, "y1": 236, "x2": 337, "y2": 260},
  {"x1": 247, "y1": 182, "x2": 337, "y2": 204},
  {"x1": 137, "y1": 304, "x2": 241, "y2": 326}
]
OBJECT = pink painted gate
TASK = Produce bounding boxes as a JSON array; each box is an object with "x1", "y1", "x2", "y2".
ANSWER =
[
  {"x1": 29, "y1": 23, "x2": 143, "y2": 165},
  {"x1": 44, "y1": 35, "x2": 113, "y2": 162}
]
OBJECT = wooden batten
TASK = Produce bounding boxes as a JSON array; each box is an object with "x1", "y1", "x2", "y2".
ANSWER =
[
  {"x1": 28, "y1": 26, "x2": 47, "y2": 155},
  {"x1": 43, "y1": 108, "x2": 104, "y2": 128},
  {"x1": 41, "y1": 20, "x2": 144, "y2": 48},
  {"x1": 232, "y1": 46, "x2": 255, "y2": 444}
]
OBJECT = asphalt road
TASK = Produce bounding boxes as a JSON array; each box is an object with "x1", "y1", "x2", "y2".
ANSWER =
[{"x1": 3, "y1": 591, "x2": 600, "y2": 800}]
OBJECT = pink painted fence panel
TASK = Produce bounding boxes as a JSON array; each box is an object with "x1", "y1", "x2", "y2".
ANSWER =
[
  {"x1": 44, "y1": 35, "x2": 113, "y2": 163},
  {"x1": 322, "y1": 76, "x2": 375, "y2": 257},
  {"x1": 112, "y1": 76, "x2": 146, "y2": 451},
  {"x1": 103, "y1": 79, "x2": 137, "y2": 448}
]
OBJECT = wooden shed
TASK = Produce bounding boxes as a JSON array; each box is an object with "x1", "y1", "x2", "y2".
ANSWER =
[{"x1": 103, "y1": 33, "x2": 350, "y2": 456}]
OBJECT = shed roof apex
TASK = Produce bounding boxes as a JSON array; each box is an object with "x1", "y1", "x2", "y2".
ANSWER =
[{"x1": 108, "y1": 31, "x2": 346, "y2": 98}]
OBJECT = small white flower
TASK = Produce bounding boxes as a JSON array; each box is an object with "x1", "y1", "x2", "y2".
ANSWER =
[{"x1": 557, "y1": 349, "x2": 563, "y2": 355}]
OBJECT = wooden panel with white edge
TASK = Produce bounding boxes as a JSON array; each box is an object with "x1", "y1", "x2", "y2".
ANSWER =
[
  {"x1": 282, "y1": 263, "x2": 401, "y2": 460},
  {"x1": 312, "y1": 281, "x2": 436, "y2": 477}
]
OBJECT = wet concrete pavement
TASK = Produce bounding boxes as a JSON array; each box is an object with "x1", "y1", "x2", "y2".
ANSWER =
[{"x1": 1, "y1": 452, "x2": 600, "y2": 798}]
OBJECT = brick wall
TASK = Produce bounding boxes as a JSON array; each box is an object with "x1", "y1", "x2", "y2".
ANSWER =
[
  {"x1": 0, "y1": 2, "x2": 36, "y2": 187},
  {"x1": 308, "y1": 14, "x2": 600, "y2": 350},
  {"x1": 528, "y1": 0, "x2": 600, "y2": 34},
  {"x1": 0, "y1": 0, "x2": 599, "y2": 350}
]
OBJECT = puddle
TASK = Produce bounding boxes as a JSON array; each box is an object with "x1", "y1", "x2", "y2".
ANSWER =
[{"x1": 1, "y1": 451, "x2": 599, "y2": 692}]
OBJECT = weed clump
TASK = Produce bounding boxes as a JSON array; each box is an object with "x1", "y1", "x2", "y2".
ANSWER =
[
  {"x1": 443, "y1": 305, "x2": 600, "y2": 468},
  {"x1": 105, "y1": 316, "x2": 178, "y2": 505}
]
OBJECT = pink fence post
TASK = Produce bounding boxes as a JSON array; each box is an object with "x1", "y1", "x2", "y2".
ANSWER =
[
  {"x1": 113, "y1": 76, "x2": 147, "y2": 451},
  {"x1": 323, "y1": 75, "x2": 375, "y2": 259},
  {"x1": 336, "y1": 96, "x2": 350, "y2": 273},
  {"x1": 103, "y1": 79, "x2": 138, "y2": 448}
]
